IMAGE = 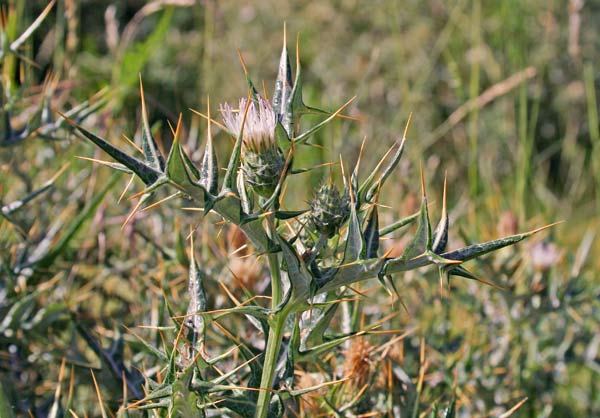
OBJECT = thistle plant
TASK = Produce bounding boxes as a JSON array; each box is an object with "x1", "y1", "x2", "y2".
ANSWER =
[{"x1": 63, "y1": 32, "x2": 556, "y2": 417}]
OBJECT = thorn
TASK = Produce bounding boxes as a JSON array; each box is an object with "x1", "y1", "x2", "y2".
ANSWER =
[
  {"x1": 339, "y1": 154, "x2": 347, "y2": 189},
  {"x1": 262, "y1": 80, "x2": 269, "y2": 101},
  {"x1": 74, "y1": 155, "x2": 121, "y2": 169},
  {"x1": 401, "y1": 112, "x2": 412, "y2": 144},
  {"x1": 118, "y1": 174, "x2": 136, "y2": 204},
  {"x1": 174, "y1": 113, "x2": 183, "y2": 141},
  {"x1": 295, "y1": 33, "x2": 300, "y2": 74},
  {"x1": 142, "y1": 192, "x2": 180, "y2": 212},
  {"x1": 206, "y1": 95, "x2": 212, "y2": 145},
  {"x1": 122, "y1": 196, "x2": 145, "y2": 228},
  {"x1": 48, "y1": 162, "x2": 70, "y2": 184},
  {"x1": 526, "y1": 220, "x2": 564, "y2": 235},
  {"x1": 442, "y1": 171, "x2": 447, "y2": 215},
  {"x1": 122, "y1": 133, "x2": 143, "y2": 154},
  {"x1": 419, "y1": 161, "x2": 426, "y2": 199},
  {"x1": 218, "y1": 281, "x2": 242, "y2": 307},
  {"x1": 356, "y1": 136, "x2": 367, "y2": 173},
  {"x1": 166, "y1": 118, "x2": 177, "y2": 137},
  {"x1": 238, "y1": 92, "x2": 253, "y2": 141},
  {"x1": 237, "y1": 48, "x2": 249, "y2": 77},
  {"x1": 189, "y1": 108, "x2": 227, "y2": 131}
]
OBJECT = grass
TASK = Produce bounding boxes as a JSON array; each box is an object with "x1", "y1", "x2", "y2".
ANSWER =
[{"x1": 1, "y1": 0, "x2": 599, "y2": 417}]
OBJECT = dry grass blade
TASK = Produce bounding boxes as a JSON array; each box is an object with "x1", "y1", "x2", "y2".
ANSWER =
[
  {"x1": 498, "y1": 397, "x2": 528, "y2": 418},
  {"x1": 90, "y1": 370, "x2": 108, "y2": 418}
]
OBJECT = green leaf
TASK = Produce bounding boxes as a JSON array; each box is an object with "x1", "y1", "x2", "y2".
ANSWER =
[
  {"x1": 275, "y1": 234, "x2": 311, "y2": 300},
  {"x1": 379, "y1": 211, "x2": 419, "y2": 236},
  {"x1": 442, "y1": 223, "x2": 558, "y2": 262},
  {"x1": 432, "y1": 178, "x2": 448, "y2": 254},
  {"x1": 365, "y1": 135, "x2": 406, "y2": 202},
  {"x1": 66, "y1": 118, "x2": 162, "y2": 185},
  {"x1": 357, "y1": 140, "x2": 402, "y2": 204},
  {"x1": 166, "y1": 136, "x2": 206, "y2": 202},
  {"x1": 364, "y1": 204, "x2": 379, "y2": 258},
  {"x1": 200, "y1": 126, "x2": 219, "y2": 195},
  {"x1": 186, "y1": 247, "x2": 207, "y2": 351},
  {"x1": 398, "y1": 187, "x2": 431, "y2": 262},
  {"x1": 342, "y1": 195, "x2": 363, "y2": 264},
  {"x1": 274, "y1": 209, "x2": 308, "y2": 220},
  {"x1": 301, "y1": 302, "x2": 338, "y2": 348},
  {"x1": 273, "y1": 32, "x2": 293, "y2": 122},
  {"x1": 139, "y1": 78, "x2": 165, "y2": 172}
]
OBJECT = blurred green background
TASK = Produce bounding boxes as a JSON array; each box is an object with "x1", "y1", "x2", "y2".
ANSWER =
[{"x1": 1, "y1": 0, "x2": 599, "y2": 416}]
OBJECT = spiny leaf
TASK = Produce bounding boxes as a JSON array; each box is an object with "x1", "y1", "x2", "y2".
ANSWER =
[
  {"x1": 186, "y1": 237, "x2": 207, "y2": 351},
  {"x1": 364, "y1": 203, "x2": 380, "y2": 259},
  {"x1": 139, "y1": 76, "x2": 165, "y2": 171},
  {"x1": 273, "y1": 24, "x2": 293, "y2": 122},
  {"x1": 379, "y1": 210, "x2": 420, "y2": 236},
  {"x1": 343, "y1": 188, "x2": 364, "y2": 264},
  {"x1": 443, "y1": 265, "x2": 504, "y2": 290},
  {"x1": 166, "y1": 129, "x2": 206, "y2": 202},
  {"x1": 432, "y1": 175, "x2": 448, "y2": 254},
  {"x1": 442, "y1": 222, "x2": 561, "y2": 263},
  {"x1": 301, "y1": 303, "x2": 338, "y2": 348},
  {"x1": 200, "y1": 96, "x2": 219, "y2": 194},
  {"x1": 398, "y1": 169, "x2": 431, "y2": 262},
  {"x1": 276, "y1": 234, "x2": 311, "y2": 300},
  {"x1": 274, "y1": 209, "x2": 308, "y2": 220},
  {"x1": 237, "y1": 170, "x2": 253, "y2": 214},
  {"x1": 237, "y1": 49, "x2": 259, "y2": 104},
  {"x1": 293, "y1": 96, "x2": 356, "y2": 145},
  {"x1": 358, "y1": 115, "x2": 409, "y2": 203},
  {"x1": 63, "y1": 115, "x2": 162, "y2": 185}
]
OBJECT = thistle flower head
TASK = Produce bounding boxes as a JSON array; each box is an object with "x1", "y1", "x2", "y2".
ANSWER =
[
  {"x1": 220, "y1": 96, "x2": 285, "y2": 198},
  {"x1": 220, "y1": 96, "x2": 277, "y2": 153},
  {"x1": 309, "y1": 183, "x2": 350, "y2": 237}
]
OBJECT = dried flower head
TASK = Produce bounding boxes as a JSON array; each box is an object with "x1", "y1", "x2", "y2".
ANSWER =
[{"x1": 343, "y1": 337, "x2": 375, "y2": 389}]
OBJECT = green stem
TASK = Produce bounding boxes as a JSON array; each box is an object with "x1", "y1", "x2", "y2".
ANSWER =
[
  {"x1": 268, "y1": 252, "x2": 282, "y2": 308},
  {"x1": 255, "y1": 312, "x2": 287, "y2": 418},
  {"x1": 255, "y1": 208, "x2": 286, "y2": 418}
]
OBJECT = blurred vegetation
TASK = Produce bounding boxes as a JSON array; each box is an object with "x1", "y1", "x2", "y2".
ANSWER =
[{"x1": 0, "y1": 0, "x2": 598, "y2": 416}]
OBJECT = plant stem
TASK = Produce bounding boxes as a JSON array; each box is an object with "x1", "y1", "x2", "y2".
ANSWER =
[
  {"x1": 255, "y1": 312, "x2": 286, "y2": 418},
  {"x1": 255, "y1": 209, "x2": 286, "y2": 418},
  {"x1": 268, "y1": 252, "x2": 282, "y2": 308}
]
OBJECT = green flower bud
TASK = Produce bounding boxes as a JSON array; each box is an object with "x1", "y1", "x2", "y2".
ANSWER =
[
  {"x1": 309, "y1": 184, "x2": 350, "y2": 237},
  {"x1": 242, "y1": 146, "x2": 286, "y2": 198}
]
